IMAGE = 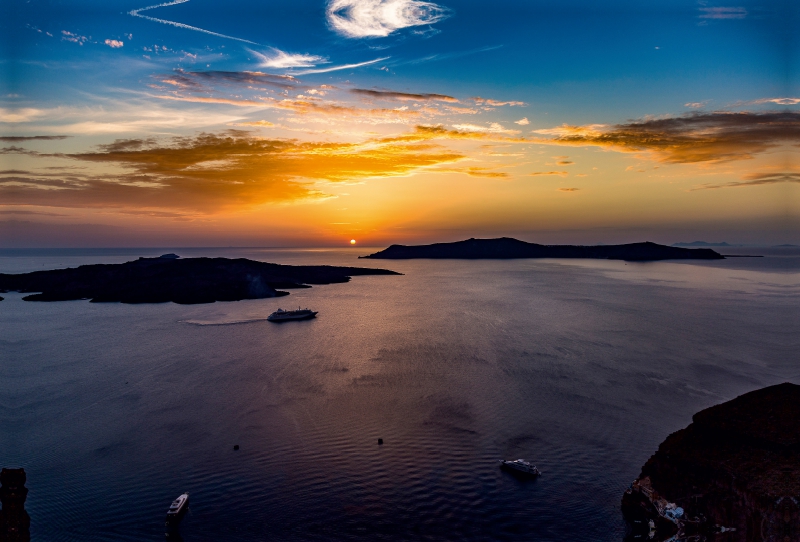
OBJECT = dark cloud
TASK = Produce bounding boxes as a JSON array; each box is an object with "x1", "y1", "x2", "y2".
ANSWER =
[
  {"x1": 535, "y1": 111, "x2": 800, "y2": 163},
  {"x1": 156, "y1": 69, "x2": 301, "y2": 92},
  {"x1": 0, "y1": 135, "x2": 70, "y2": 142},
  {"x1": 351, "y1": 89, "x2": 459, "y2": 103},
  {"x1": 691, "y1": 172, "x2": 800, "y2": 190}
]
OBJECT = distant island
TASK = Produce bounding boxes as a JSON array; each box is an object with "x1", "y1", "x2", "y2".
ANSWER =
[
  {"x1": 361, "y1": 238, "x2": 724, "y2": 261},
  {"x1": 672, "y1": 241, "x2": 736, "y2": 247},
  {"x1": 0, "y1": 254, "x2": 400, "y2": 304},
  {"x1": 622, "y1": 382, "x2": 800, "y2": 541}
]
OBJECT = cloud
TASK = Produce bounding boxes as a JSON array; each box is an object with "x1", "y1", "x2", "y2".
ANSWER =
[
  {"x1": 434, "y1": 166, "x2": 509, "y2": 178},
  {"x1": 156, "y1": 69, "x2": 299, "y2": 91},
  {"x1": 699, "y1": 7, "x2": 747, "y2": 19},
  {"x1": 129, "y1": 0, "x2": 260, "y2": 45},
  {"x1": 748, "y1": 97, "x2": 800, "y2": 106},
  {"x1": 555, "y1": 160, "x2": 573, "y2": 165},
  {"x1": 0, "y1": 108, "x2": 47, "y2": 123},
  {"x1": 249, "y1": 48, "x2": 328, "y2": 69},
  {"x1": 351, "y1": 89, "x2": 458, "y2": 103},
  {"x1": 558, "y1": 187, "x2": 579, "y2": 192},
  {"x1": 531, "y1": 111, "x2": 800, "y2": 163},
  {"x1": 61, "y1": 30, "x2": 88, "y2": 45},
  {"x1": 684, "y1": 101, "x2": 710, "y2": 109},
  {"x1": 326, "y1": 0, "x2": 450, "y2": 38},
  {"x1": 289, "y1": 57, "x2": 389, "y2": 75},
  {"x1": 529, "y1": 171, "x2": 568, "y2": 177},
  {"x1": 473, "y1": 97, "x2": 527, "y2": 107},
  {"x1": 232, "y1": 120, "x2": 275, "y2": 127},
  {"x1": 691, "y1": 172, "x2": 800, "y2": 190},
  {"x1": 0, "y1": 209, "x2": 67, "y2": 217},
  {"x1": 105, "y1": 39, "x2": 124, "y2": 48},
  {"x1": 452, "y1": 123, "x2": 519, "y2": 135},
  {"x1": 0, "y1": 135, "x2": 69, "y2": 142},
  {"x1": 156, "y1": 95, "x2": 266, "y2": 107},
  {"x1": 2, "y1": 131, "x2": 464, "y2": 211},
  {"x1": 514, "y1": 117, "x2": 530, "y2": 125}
]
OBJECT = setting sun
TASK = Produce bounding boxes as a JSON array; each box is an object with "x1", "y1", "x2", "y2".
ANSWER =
[{"x1": 350, "y1": 239, "x2": 356, "y2": 245}]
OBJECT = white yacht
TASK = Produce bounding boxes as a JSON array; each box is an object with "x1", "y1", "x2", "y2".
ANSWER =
[
  {"x1": 165, "y1": 492, "x2": 189, "y2": 526},
  {"x1": 267, "y1": 307, "x2": 318, "y2": 322},
  {"x1": 499, "y1": 459, "x2": 541, "y2": 476}
]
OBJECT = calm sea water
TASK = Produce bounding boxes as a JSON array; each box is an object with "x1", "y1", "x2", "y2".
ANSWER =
[{"x1": 1, "y1": 247, "x2": 798, "y2": 541}]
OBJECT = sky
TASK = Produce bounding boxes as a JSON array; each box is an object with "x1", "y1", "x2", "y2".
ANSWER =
[{"x1": 1, "y1": 0, "x2": 798, "y2": 247}]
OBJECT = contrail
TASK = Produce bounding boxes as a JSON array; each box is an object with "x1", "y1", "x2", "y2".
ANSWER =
[
  {"x1": 290, "y1": 57, "x2": 389, "y2": 75},
  {"x1": 129, "y1": 0, "x2": 261, "y2": 45}
]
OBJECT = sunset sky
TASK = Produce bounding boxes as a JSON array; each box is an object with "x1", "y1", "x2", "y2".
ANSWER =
[{"x1": 2, "y1": 0, "x2": 798, "y2": 247}]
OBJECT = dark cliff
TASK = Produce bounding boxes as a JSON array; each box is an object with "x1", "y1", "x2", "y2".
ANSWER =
[
  {"x1": 623, "y1": 383, "x2": 800, "y2": 541},
  {"x1": 0, "y1": 255, "x2": 400, "y2": 304},
  {"x1": 361, "y1": 238, "x2": 724, "y2": 261}
]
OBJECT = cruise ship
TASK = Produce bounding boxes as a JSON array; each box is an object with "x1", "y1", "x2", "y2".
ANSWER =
[
  {"x1": 267, "y1": 307, "x2": 318, "y2": 322},
  {"x1": 165, "y1": 492, "x2": 189, "y2": 527}
]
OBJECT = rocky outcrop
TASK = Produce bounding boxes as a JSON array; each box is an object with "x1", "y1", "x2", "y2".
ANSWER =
[
  {"x1": 0, "y1": 254, "x2": 401, "y2": 304},
  {"x1": 0, "y1": 468, "x2": 30, "y2": 542},
  {"x1": 623, "y1": 383, "x2": 800, "y2": 541},
  {"x1": 361, "y1": 238, "x2": 724, "y2": 261}
]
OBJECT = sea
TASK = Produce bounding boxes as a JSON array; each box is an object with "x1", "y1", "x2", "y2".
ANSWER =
[{"x1": 1, "y1": 246, "x2": 797, "y2": 541}]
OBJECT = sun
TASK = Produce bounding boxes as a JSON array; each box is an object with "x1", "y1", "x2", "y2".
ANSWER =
[{"x1": 350, "y1": 239, "x2": 356, "y2": 245}]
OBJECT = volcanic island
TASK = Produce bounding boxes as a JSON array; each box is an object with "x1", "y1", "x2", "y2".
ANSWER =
[
  {"x1": 361, "y1": 237, "x2": 725, "y2": 261},
  {"x1": 0, "y1": 254, "x2": 401, "y2": 304}
]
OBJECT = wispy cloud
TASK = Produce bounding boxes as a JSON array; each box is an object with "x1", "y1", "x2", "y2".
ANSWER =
[
  {"x1": 529, "y1": 171, "x2": 568, "y2": 177},
  {"x1": 290, "y1": 57, "x2": 389, "y2": 75},
  {"x1": 249, "y1": 48, "x2": 328, "y2": 69},
  {"x1": 558, "y1": 187, "x2": 579, "y2": 192},
  {"x1": 0, "y1": 108, "x2": 47, "y2": 123},
  {"x1": 698, "y1": 7, "x2": 747, "y2": 19},
  {"x1": 747, "y1": 97, "x2": 800, "y2": 106},
  {"x1": 351, "y1": 88, "x2": 458, "y2": 103},
  {"x1": 473, "y1": 97, "x2": 526, "y2": 107},
  {"x1": 531, "y1": 111, "x2": 800, "y2": 163},
  {"x1": 514, "y1": 117, "x2": 529, "y2": 125},
  {"x1": 452, "y1": 123, "x2": 519, "y2": 135},
  {"x1": 691, "y1": 172, "x2": 800, "y2": 190},
  {"x1": 326, "y1": 0, "x2": 450, "y2": 38},
  {"x1": 104, "y1": 39, "x2": 124, "y2": 48},
  {"x1": 129, "y1": 0, "x2": 261, "y2": 45}
]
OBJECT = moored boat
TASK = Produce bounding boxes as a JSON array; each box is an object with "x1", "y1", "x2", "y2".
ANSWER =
[
  {"x1": 165, "y1": 492, "x2": 189, "y2": 527},
  {"x1": 499, "y1": 459, "x2": 541, "y2": 476},
  {"x1": 267, "y1": 307, "x2": 318, "y2": 322}
]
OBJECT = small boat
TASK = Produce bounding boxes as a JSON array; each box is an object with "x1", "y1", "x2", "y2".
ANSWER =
[
  {"x1": 165, "y1": 492, "x2": 189, "y2": 527},
  {"x1": 499, "y1": 459, "x2": 541, "y2": 476},
  {"x1": 267, "y1": 307, "x2": 318, "y2": 322}
]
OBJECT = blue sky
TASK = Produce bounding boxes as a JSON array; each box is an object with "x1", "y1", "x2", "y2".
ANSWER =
[{"x1": 1, "y1": 0, "x2": 798, "y2": 246}]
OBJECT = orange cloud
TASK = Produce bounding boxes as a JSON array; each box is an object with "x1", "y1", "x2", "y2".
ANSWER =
[
  {"x1": 532, "y1": 111, "x2": 800, "y2": 163},
  {"x1": 1, "y1": 131, "x2": 464, "y2": 212}
]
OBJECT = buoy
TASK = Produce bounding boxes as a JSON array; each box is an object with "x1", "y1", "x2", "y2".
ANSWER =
[
  {"x1": 233, "y1": 444, "x2": 239, "y2": 451},
  {"x1": 377, "y1": 438, "x2": 383, "y2": 445}
]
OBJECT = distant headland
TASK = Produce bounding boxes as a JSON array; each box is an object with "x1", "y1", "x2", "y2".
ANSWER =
[
  {"x1": 622, "y1": 383, "x2": 800, "y2": 541},
  {"x1": 0, "y1": 254, "x2": 400, "y2": 304},
  {"x1": 361, "y1": 238, "x2": 724, "y2": 261}
]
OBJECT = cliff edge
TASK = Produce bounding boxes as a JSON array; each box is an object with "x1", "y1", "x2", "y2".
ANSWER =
[{"x1": 622, "y1": 383, "x2": 800, "y2": 541}]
